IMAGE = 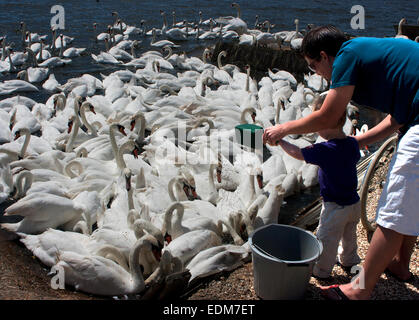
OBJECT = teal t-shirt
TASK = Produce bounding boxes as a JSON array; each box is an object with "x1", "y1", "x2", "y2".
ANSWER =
[{"x1": 330, "y1": 37, "x2": 419, "y2": 133}]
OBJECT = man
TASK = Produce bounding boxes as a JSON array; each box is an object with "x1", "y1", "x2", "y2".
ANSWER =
[{"x1": 263, "y1": 25, "x2": 419, "y2": 300}]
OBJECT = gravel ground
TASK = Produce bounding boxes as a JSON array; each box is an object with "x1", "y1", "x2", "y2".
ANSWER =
[{"x1": 0, "y1": 149, "x2": 418, "y2": 300}]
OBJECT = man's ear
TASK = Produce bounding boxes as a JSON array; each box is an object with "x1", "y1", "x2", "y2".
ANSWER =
[{"x1": 319, "y1": 50, "x2": 328, "y2": 60}]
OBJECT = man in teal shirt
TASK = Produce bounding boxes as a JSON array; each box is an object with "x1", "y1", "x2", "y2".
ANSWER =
[{"x1": 263, "y1": 25, "x2": 419, "y2": 300}]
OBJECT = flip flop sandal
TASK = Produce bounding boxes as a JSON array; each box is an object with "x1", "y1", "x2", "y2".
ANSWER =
[{"x1": 320, "y1": 284, "x2": 350, "y2": 300}]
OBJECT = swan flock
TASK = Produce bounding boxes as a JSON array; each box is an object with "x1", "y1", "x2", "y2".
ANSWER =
[{"x1": 0, "y1": 3, "x2": 367, "y2": 298}]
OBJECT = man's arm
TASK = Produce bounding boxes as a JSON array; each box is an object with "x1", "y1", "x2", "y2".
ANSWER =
[
  {"x1": 263, "y1": 85, "x2": 355, "y2": 145},
  {"x1": 355, "y1": 114, "x2": 403, "y2": 149}
]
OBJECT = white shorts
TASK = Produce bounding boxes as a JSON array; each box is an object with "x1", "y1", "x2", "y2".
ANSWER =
[{"x1": 376, "y1": 124, "x2": 419, "y2": 236}]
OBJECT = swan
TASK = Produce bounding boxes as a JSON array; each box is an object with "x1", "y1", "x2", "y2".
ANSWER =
[
  {"x1": 63, "y1": 46, "x2": 86, "y2": 58},
  {"x1": 162, "y1": 202, "x2": 222, "y2": 242},
  {"x1": 186, "y1": 243, "x2": 250, "y2": 284},
  {"x1": 395, "y1": 18, "x2": 409, "y2": 39},
  {"x1": 38, "y1": 56, "x2": 72, "y2": 68},
  {"x1": 284, "y1": 18, "x2": 304, "y2": 42},
  {"x1": 217, "y1": 51, "x2": 240, "y2": 76},
  {"x1": 180, "y1": 162, "x2": 220, "y2": 205},
  {"x1": 150, "y1": 28, "x2": 180, "y2": 48},
  {"x1": 0, "y1": 127, "x2": 50, "y2": 161},
  {"x1": 13, "y1": 170, "x2": 71, "y2": 198},
  {"x1": 42, "y1": 73, "x2": 60, "y2": 92},
  {"x1": 0, "y1": 190, "x2": 97, "y2": 234},
  {"x1": 17, "y1": 67, "x2": 49, "y2": 83},
  {"x1": 0, "y1": 79, "x2": 38, "y2": 95},
  {"x1": 0, "y1": 162, "x2": 13, "y2": 204},
  {"x1": 52, "y1": 234, "x2": 162, "y2": 296},
  {"x1": 163, "y1": 229, "x2": 222, "y2": 266},
  {"x1": 18, "y1": 228, "x2": 105, "y2": 267},
  {"x1": 268, "y1": 68, "x2": 297, "y2": 88},
  {"x1": 247, "y1": 184, "x2": 286, "y2": 229},
  {"x1": 91, "y1": 50, "x2": 122, "y2": 65}
]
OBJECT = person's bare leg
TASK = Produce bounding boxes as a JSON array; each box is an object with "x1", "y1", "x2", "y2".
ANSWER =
[
  {"x1": 332, "y1": 225, "x2": 404, "y2": 300},
  {"x1": 386, "y1": 235, "x2": 417, "y2": 280}
]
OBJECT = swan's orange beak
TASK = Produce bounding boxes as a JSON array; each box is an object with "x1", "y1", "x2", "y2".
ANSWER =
[
  {"x1": 251, "y1": 112, "x2": 256, "y2": 123},
  {"x1": 67, "y1": 120, "x2": 73, "y2": 134},
  {"x1": 132, "y1": 146, "x2": 139, "y2": 159},
  {"x1": 152, "y1": 246, "x2": 162, "y2": 262},
  {"x1": 216, "y1": 167, "x2": 222, "y2": 183},
  {"x1": 257, "y1": 174, "x2": 264, "y2": 189},
  {"x1": 183, "y1": 185, "x2": 191, "y2": 198},
  {"x1": 14, "y1": 131, "x2": 21, "y2": 140},
  {"x1": 89, "y1": 106, "x2": 96, "y2": 114},
  {"x1": 130, "y1": 119, "x2": 136, "y2": 131},
  {"x1": 191, "y1": 187, "x2": 198, "y2": 199},
  {"x1": 164, "y1": 232, "x2": 172, "y2": 245},
  {"x1": 117, "y1": 125, "x2": 127, "y2": 136}
]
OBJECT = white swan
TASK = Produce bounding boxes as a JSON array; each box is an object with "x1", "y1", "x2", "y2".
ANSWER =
[
  {"x1": 150, "y1": 28, "x2": 180, "y2": 48},
  {"x1": 186, "y1": 243, "x2": 250, "y2": 284},
  {"x1": 52, "y1": 234, "x2": 161, "y2": 296},
  {"x1": 0, "y1": 79, "x2": 38, "y2": 95},
  {"x1": 247, "y1": 184, "x2": 286, "y2": 229},
  {"x1": 163, "y1": 229, "x2": 222, "y2": 266},
  {"x1": 162, "y1": 202, "x2": 222, "y2": 242},
  {"x1": 42, "y1": 73, "x2": 60, "y2": 92},
  {"x1": 1, "y1": 190, "x2": 96, "y2": 234}
]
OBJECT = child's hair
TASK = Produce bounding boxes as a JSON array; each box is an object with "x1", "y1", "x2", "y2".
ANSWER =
[{"x1": 312, "y1": 93, "x2": 347, "y2": 129}]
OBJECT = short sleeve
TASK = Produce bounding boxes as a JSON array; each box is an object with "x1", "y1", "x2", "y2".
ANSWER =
[
  {"x1": 330, "y1": 47, "x2": 360, "y2": 89},
  {"x1": 301, "y1": 143, "x2": 328, "y2": 166}
]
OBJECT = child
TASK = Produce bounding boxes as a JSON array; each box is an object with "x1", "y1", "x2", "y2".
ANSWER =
[{"x1": 276, "y1": 95, "x2": 361, "y2": 278}]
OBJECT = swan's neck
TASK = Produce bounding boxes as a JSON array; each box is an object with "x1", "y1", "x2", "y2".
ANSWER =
[
  {"x1": 109, "y1": 124, "x2": 120, "y2": 167},
  {"x1": 275, "y1": 99, "x2": 281, "y2": 124},
  {"x1": 236, "y1": 5, "x2": 241, "y2": 18},
  {"x1": 168, "y1": 178, "x2": 180, "y2": 202},
  {"x1": 65, "y1": 160, "x2": 83, "y2": 178},
  {"x1": 20, "y1": 129, "x2": 31, "y2": 159},
  {"x1": 151, "y1": 29, "x2": 156, "y2": 44},
  {"x1": 129, "y1": 238, "x2": 146, "y2": 289},
  {"x1": 208, "y1": 164, "x2": 218, "y2": 200},
  {"x1": 134, "y1": 114, "x2": 146, "y2": 142},
  {"x1": 15, "y1": 171, "x2": 33, "y2": 198},
  {"x1": 217, "y1": 52, "x2": 224, "y2": 69},
  {"x1": 65, "y1": 117, "x2": 80, "y2": 153},
  {"x1": 80, "y1": 105, "x2": 98, "y2": 137},
  {"x1": 127, "y1": 186, "x2": 134, "y2": 211},
  {"x1": 7, "y1": 51, "x2": 16, "y2": 71},
  {"x1": 136, "y1": 167, "x2": 146, "y2": 189},
  {"x1": 245, "y1": 68, "x2": 250, "y2": 92}
]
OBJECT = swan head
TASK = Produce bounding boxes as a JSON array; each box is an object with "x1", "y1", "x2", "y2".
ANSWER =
[
  {"x1": 13, "y1": 128, "x2": 29, "y2": 141},
  {"x1": 81, "y1": 101, "x2": 96, "y2": 114}
]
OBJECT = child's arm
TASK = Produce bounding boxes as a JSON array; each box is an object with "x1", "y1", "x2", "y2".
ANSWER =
[{"x1": 276, "y1": 139, "x2": 305, "y2": 161}]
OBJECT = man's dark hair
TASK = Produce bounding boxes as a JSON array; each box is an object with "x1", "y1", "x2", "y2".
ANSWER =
[{"x1": 301, "y1": 25, "x2": 349, "y2": 60}]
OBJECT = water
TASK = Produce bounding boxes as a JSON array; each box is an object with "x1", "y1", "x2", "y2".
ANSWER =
[
  {"x1": 0, "y1": 0, "x2": 416, "y2": 224},
  {"x1": 1, "y1": 0, "x2": 418, "y2": 99}
]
